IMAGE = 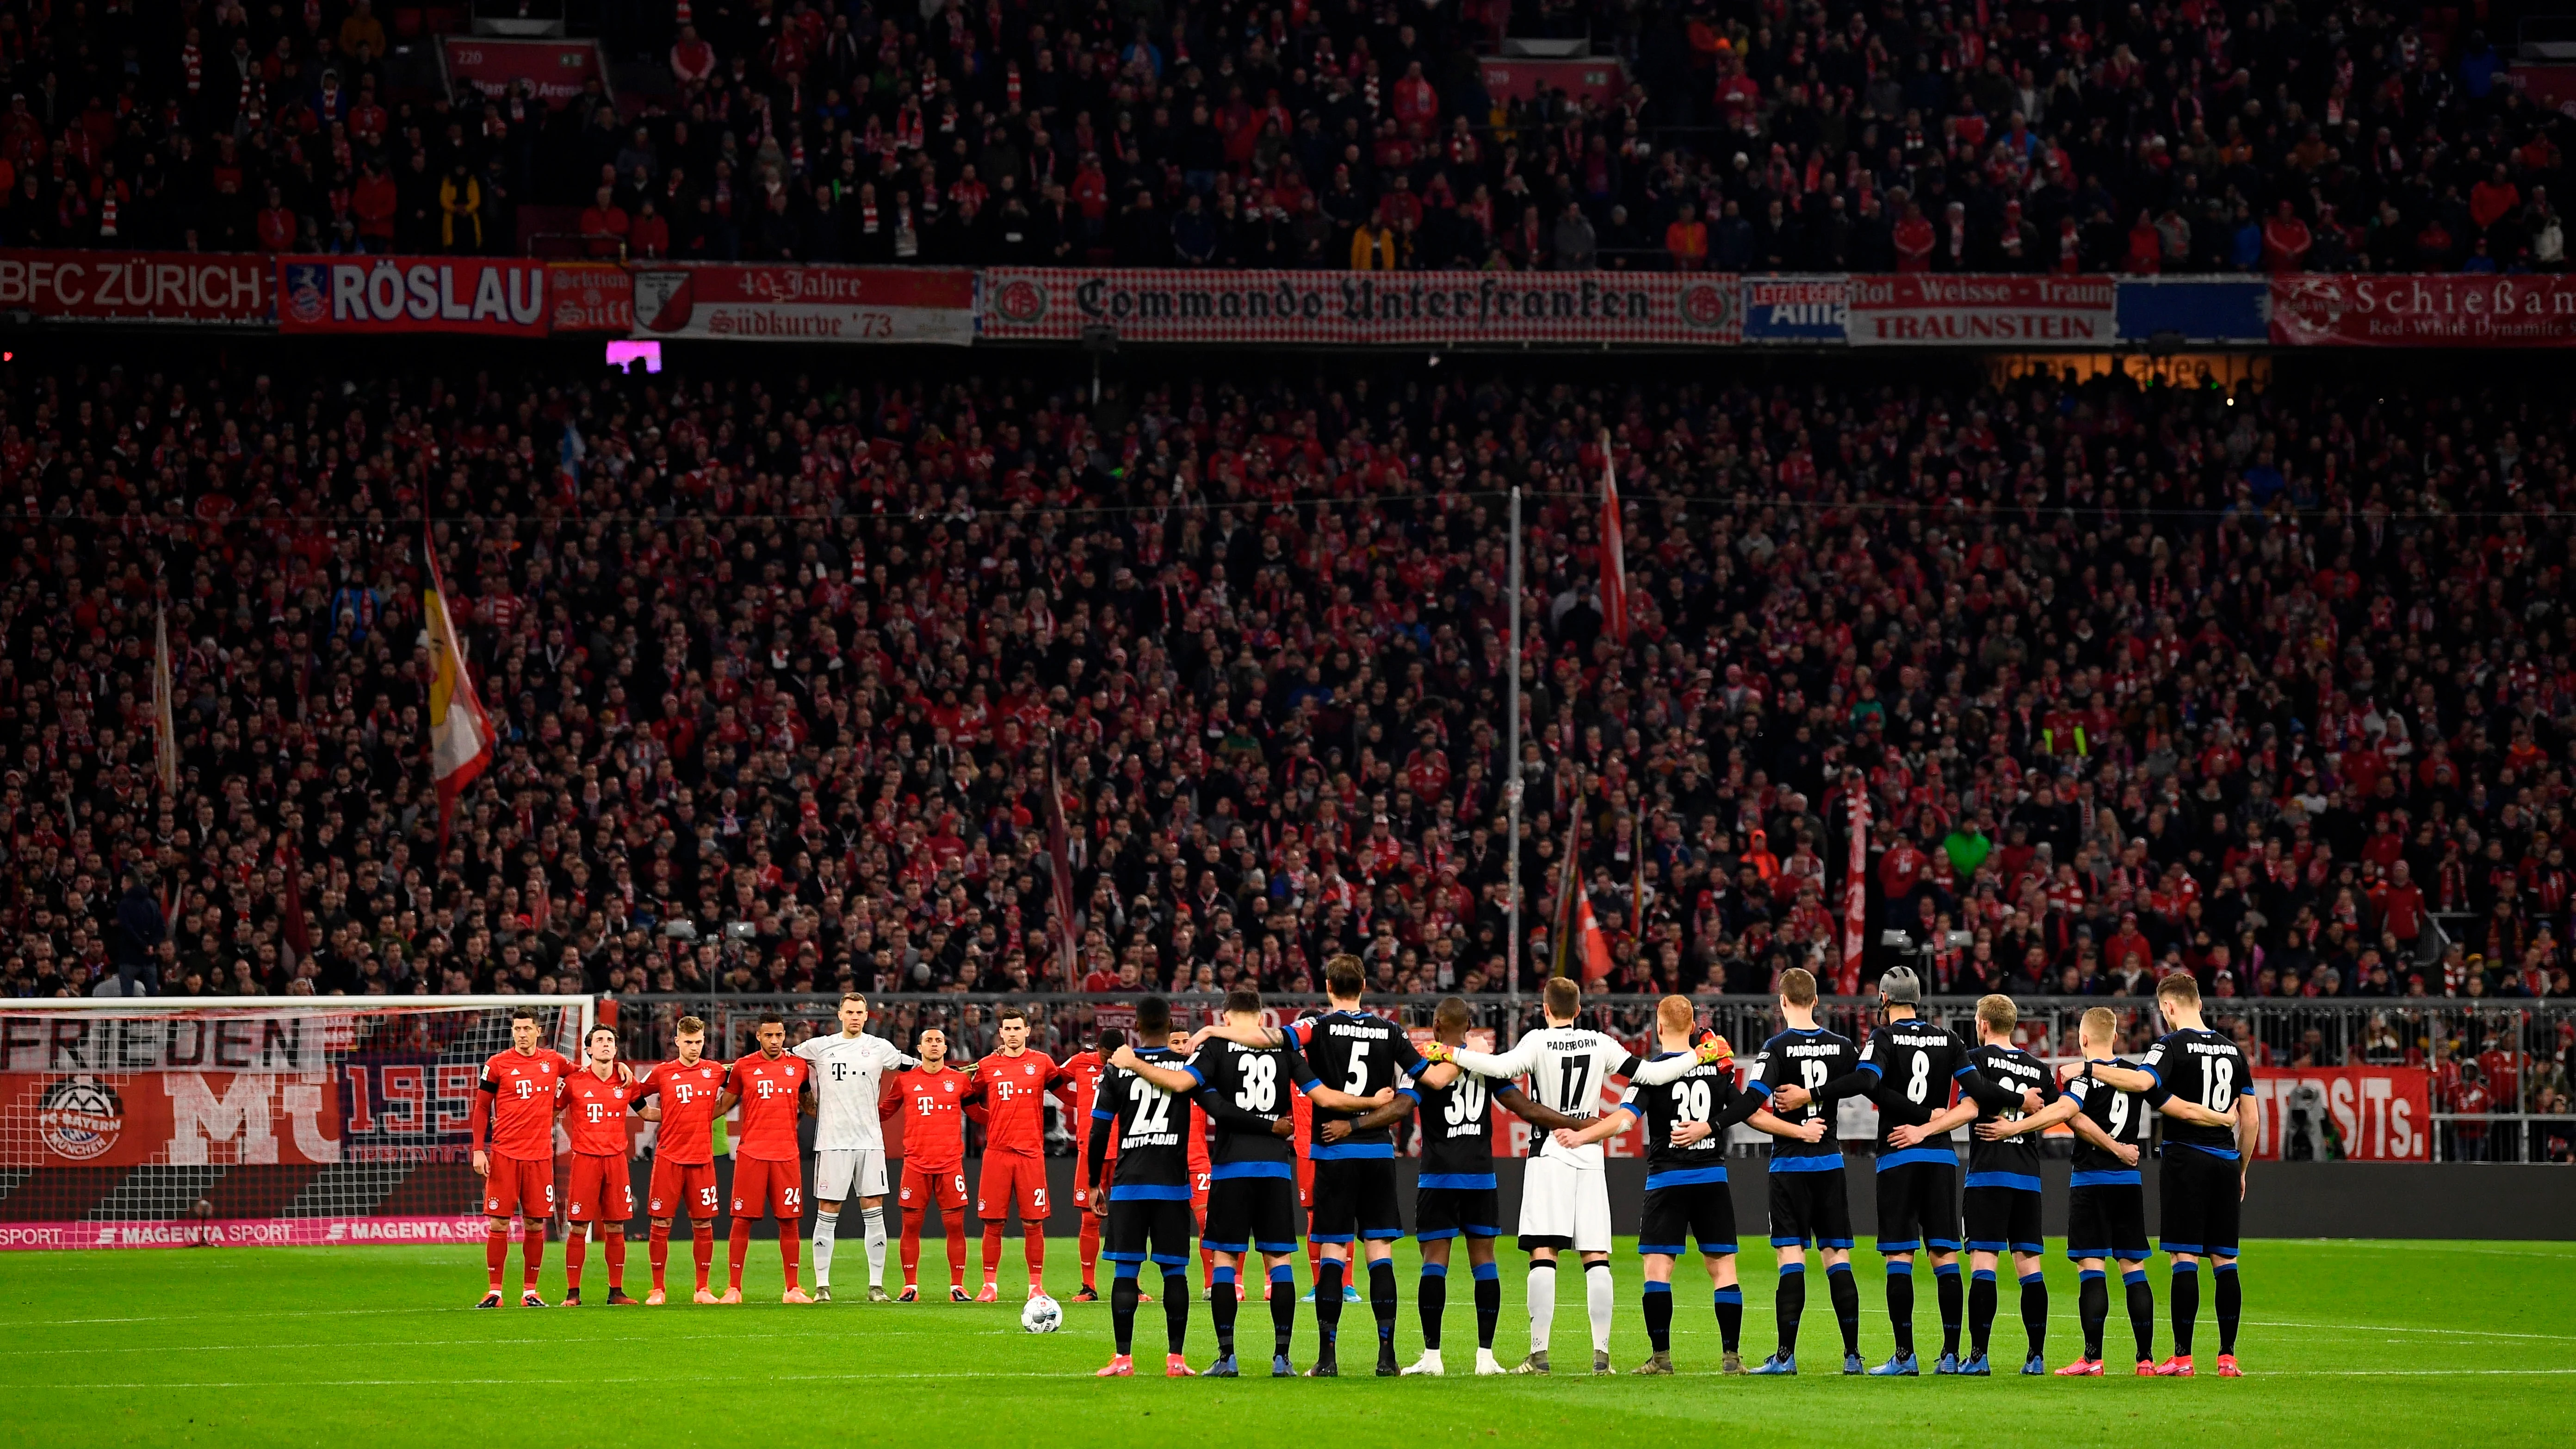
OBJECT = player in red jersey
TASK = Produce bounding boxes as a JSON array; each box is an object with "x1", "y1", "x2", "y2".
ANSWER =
[
  {"x1": 721, "y1": 1011, "x2": 815, "y2": 1303},
  {"x1": 561, "y1": 1025, "x2": 639, "y2": 1306},
  {"x1": 1053, "y1": 1028, "x2": 1123, "y2": 1301},
  {"x1": 883, "y1": 1027, "x2": 976, "y2": 1301},
  {"x1": 1169, "y1": 1026, "x2": 1220, "y2": 1296},
  {"x1": 964, "y1": 1005, "x2": 1071, "y2": 1300},
  {"x1": 470, "y1": 1006, "x2": 571, "y2": 1307},
  {"x1": 631, "y1": 1015, "x2": 729, "y2": 1305}
]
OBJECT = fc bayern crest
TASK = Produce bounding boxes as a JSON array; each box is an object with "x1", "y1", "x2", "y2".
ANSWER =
[{"x1": 38, "y1": 1075, "x2": 125, "y2": 1161}]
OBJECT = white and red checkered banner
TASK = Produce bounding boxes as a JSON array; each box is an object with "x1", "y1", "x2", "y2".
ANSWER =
[{"x1": 978, "y1": 268, "x2": 1742, "y2": 345}]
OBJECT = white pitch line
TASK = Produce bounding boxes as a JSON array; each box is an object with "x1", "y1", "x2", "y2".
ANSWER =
[
  {"x1": 12, "y1": 1367, "x2": 2576, "y2": 1390},
  {"x1": 2244, "y1": 1319, "x2": 2576, "y2": 1343}
]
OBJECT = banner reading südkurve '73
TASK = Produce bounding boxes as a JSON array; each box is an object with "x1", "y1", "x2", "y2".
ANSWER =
[{"x1": 978, "y1": 268, "x2": 1743, "y2": 344}]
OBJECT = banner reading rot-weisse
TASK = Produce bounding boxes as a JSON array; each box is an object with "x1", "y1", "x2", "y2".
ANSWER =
[
  {"x1": 1845, "y1": 273, "x2": 2118, "y2": 344},
  {"x1": 978, "y1": 268, "x2": 1743, "y2": 344},
  {"x1": 630, "y1": 265, "x2": 975, "y2": 343},
  {"x1": 2247, "y1": 1066, "x2": 2433, "y2": 1161},
  {"x1": 2271, "y1": 273, "x2": 2576, "y2": 346},
  {"x1": 275, "y1": 256, "x2": 550, "y2": 335}
]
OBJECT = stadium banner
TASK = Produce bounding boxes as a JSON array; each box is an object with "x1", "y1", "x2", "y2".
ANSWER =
[
  {"x1": 2, "y1": 1010, "x2": 349, "y2": 1073},
  {"x1": 629, "y1": 264, "x2": 975, "y2": 344},
  {"x1": 2246, "y1": 1066, "x2": 2433, "y2": 1161},
  {"x1": 1845, "y1": 273, "x2": 2118, "y2": 345},
  {"x1": 0, "y1": 1071, "x2": 341, "y2": 1167},
  {"x1": 2269, "y1": 274, "x2": 2576, "y2": 347},
  {"x1": 0, "y1": 249, "x2": 270, "y2": 324},
  {"x1": 0, "y1": 1214, "x2": 488, "y2": 1251},
  {"x1": 275, "y1": 256, "x2": 550, "y2": 336},
  {"x1": 1739, "y1": 275, "x2": 1851, "y2": 342},
  {"x1": 2114, "y1": 275, "x2": 2270, "y2": 342},
  {"x1": 977, "y1": 268, "x2": 1744, "y2": 345},
  {"x1": 440, "y1": 36, "x2": 608, "y2": 108},
  {"x1": 546, "y1": 261, "x2": 634, "y2": 332}
]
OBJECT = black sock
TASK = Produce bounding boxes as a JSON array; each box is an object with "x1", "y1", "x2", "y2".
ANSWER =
[
  {"x1": 1642, "y1": 1283, "x2": 1673, "y2": 1351},
  {"x1": 1419, "y1": 1265, "x2": 1447, "y2": 1350},
  {"x1": 1715, "y1": 1285, "x2": 1743, "y2": 1353},
  {"x1": 1369, "y1": 1258, "x2": 1398, "y2": 1345},
  {"x1": 2020, "y1": 1272, "x2": 2048, "y2": 1360},
  {"x1": 1776, "y1": 1264, "x2": 1807, "y2": 1356},
  {"x1": 1164, "y1": 1271, "x2": 1191, "y2": 1355},
  {"x1": 1968, "y1": 1269, "x2": 1997, "y2": 1357},
  {"x1": 2079, "y1": 1270, "x2": 2108, "y2": 1361},
  {"x1": 1829, "y1": 1263, "x2": 1861, "y2": 1356},
  {"x1": 2171, "y1": 1263, "x2": 2200, "y2": 1356},
  {"x1": 1111, "y1": 1267, "x2": 1140, "y2": 1355},
  {"x1": 1886, "y1": 1264, "x2": 1915, "y2": 1356},
  {"x1": 1211, "y1": 1266, "x2": 1238, "y2": 1355},
  {"x1": 1315, "y1": 1259, "x2": 1344, "y2": 1349},
  {"x1": 1474, "y1": 1264, "x2": 1501, "y2": 1350},
  {"x1": 2124, "y1": 1269, "x2": 2155, "y2": 1362},
  {"x1": 2215, "y1": 1263, "x2": 2240, "y2": 1355},
  {"x1": 1936, "y1": 1264, "x2": 1963, "y2": 1358},
  {"x1": 1270, "y1": 1264, "x2": 1297, "y2": 1356}
]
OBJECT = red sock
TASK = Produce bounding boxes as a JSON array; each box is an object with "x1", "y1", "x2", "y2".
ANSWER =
[
  {"x1": 944, "y1": 1213, "x2": 968, "y2": 1288},
  {"x1": 1024, "y1": 1224, "x2": 1046, "y2": 1288},
  {"x1": 780, "y1": 1227, "x2": 801, "y2": 1292},
  {"x1": 727, "y1": 1218, "x2": 753, "y2": 1290},
  {"x1": 1202, "y1": 1245, "x2": 1216, "y2": 1289},
  {"x1": 649, "y1": 1223, "x2": 670, "y2": 1292},
  {"x1": 485, "y1": 1224, "x2": 509, "y2": 1291},
  {"x1": 691, "y1": 1223, "x2": 715, "y2": 1290},
  {"x1": 603, "y1": 1228, "x2": 626, "y2": 1290},
  {"x1": 1078, "y1": 1214, "x2": 1099, "y2": 1289},
  {"x1": 565, "y1": 1226, "x2": 588, "y2": 1294},
  {"x1": 520, "y1": 1225, "x2": 545, "y2": 1292},
  {"x1": 900, "y1": 1209, "x2": 923, "y2": 1286},
  {"x1": 981, "y1": 1224, "x2": 1004, "y2": 1284}
]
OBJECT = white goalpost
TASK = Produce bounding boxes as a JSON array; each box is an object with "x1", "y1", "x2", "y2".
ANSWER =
[{"x1": 0, "y1": 997, "x2": 594, "y2": 1250}]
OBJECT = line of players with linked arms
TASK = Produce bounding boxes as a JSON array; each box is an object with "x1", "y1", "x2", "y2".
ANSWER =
[{"x1": 463, "y1": 954, "x2": 2259, "y2": 1381}]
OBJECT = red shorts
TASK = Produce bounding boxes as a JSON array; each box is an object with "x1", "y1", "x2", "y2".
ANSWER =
[
  {"x1": 1297, "y1": 1155, "x2": 1313, "y2": 1209},
  {"x1": 976, "y1": 1152, "x2": 1051, "y2": 1223},
  {"x1": 900, "y1": 1160, "x2": 969, "y2": 1213},
  {"x1": 481, "y1": 1152, "x2": 555, "y2": 1220},
  {"x1": 729, "y1": 1155, "x2": 803, "y2": 1220},
  {"x1": 646, "y1": 1156, "x2": 720, "y2": 1220},
  {"x1": 565, "y1": 1152, "x2": 633, "y2": 1224}
]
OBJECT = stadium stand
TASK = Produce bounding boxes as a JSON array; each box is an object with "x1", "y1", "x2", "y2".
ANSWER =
[{"x1": 0, "y1": 1, "x2": 2564, "y2": 270}]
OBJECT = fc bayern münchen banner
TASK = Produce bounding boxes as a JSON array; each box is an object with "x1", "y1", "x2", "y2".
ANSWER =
[
  {"x1": 978, "y1": 268, "x2": 1743, "y2": 345},
  {"x1": 276, "y1": 256, "x2": 551, "y2": 336},
  {"x1": 2270, "y1": 274, "x2": 2576, "y2": 347},
  {"x1": 1845, "y1": 273, "x2": 2118, "y2": 345},
  {"x1": 630, "y1": 265, "x2": 975, "y2": 344}
]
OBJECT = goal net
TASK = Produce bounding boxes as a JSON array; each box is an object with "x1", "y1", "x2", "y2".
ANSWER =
[{"x1": 0, "y1": 998, "x2": 591, "y2": 1250}]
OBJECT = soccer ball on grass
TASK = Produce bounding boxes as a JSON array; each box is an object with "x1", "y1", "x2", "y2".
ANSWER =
[{"x1": 1021, "y1": 1294, "x2": 1063, "y2": 1333}]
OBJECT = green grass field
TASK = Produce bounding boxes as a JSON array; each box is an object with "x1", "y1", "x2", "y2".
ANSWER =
[{"x1": 3, "y1": 1237, "x2": 2569, "y2": 1447}]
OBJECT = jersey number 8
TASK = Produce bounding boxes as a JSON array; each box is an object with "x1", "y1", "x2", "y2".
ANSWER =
[{"x1": 1905, "y1": 1054, "x2": 1932, "y2": 1104}]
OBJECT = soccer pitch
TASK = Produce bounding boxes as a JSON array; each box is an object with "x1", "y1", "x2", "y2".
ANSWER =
[{"x1": 3, "y1": 1238, "x2": 2568, "y2": 1447}]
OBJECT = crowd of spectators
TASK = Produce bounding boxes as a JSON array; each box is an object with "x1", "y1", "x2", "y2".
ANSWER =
[
  {"x1": 0, "y1": 0, "x2": 2567, "y2": 272},
  {"x1": 0, "y1": 344, "x2": 2568, "y2": 1025}
]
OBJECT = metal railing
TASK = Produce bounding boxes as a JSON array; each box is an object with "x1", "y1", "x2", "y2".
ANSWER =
[{"x1": 599, "y1": 993, "x2": 2576, "y2": 1164}]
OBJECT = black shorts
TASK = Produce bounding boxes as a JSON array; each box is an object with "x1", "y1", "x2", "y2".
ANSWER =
[
  {"x1": 1414, "y1": 1183, "x2": 1502, "y2": 1241},
  {"x1": 1104, "y1": 1195, "x2": 1195, "y2": 1269},
  {"x1": 1766, "y1": 1162, "x2": 1855, "y2": 1249},
  {"x1": 2157, "y1": 1146, "x2": 2242, "y2": 1258},
  {"x1": 1638, "y1": 1179, "x2": 1737, "y2": 1257},
  {"x1": 1202, "y1": 1173, "x2": 1300, "y2": 1256},
  {"x1": 1962, "y1": 1185, "x2": 2045, "y2": 1256},
  {"x1": 1308, "y1": 1157, "x2": 1403, "y2": 1243},
  {"x1": 2065, "y1": 1181, "x2": 2150, "y2": 1262},
  {"x1": 1873, "y1": 1157, "x2": 1959, "y2": 1254}
]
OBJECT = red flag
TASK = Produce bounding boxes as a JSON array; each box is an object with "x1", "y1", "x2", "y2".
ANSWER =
[
  {"x1": 1840, "y1": 782, "x2": 1871, "y2": 995},
  {"x1": 1043, "y1": 737, "x2": 1080, "y2": 983},
  {"x1": 1574, "y1": 877, "x2": 1615, "y2": 983},
  {"x1": 1598, "y1": 446, "x2": 1629, "y2": 644},
  {"x1": 422, "y1": 527, "x2": 494, "y2": 852},
  {"x1": 282, "y1": 842, "x2": 312, "y2": 967}
]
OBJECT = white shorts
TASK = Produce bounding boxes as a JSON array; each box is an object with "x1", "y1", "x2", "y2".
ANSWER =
[
  {"x1": 1517, "y1": 1155, "x2": 1612, "y2": 1254},
  {"x1": 813, "y1": 1149, "x2": 888, "y2": 1202}
]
